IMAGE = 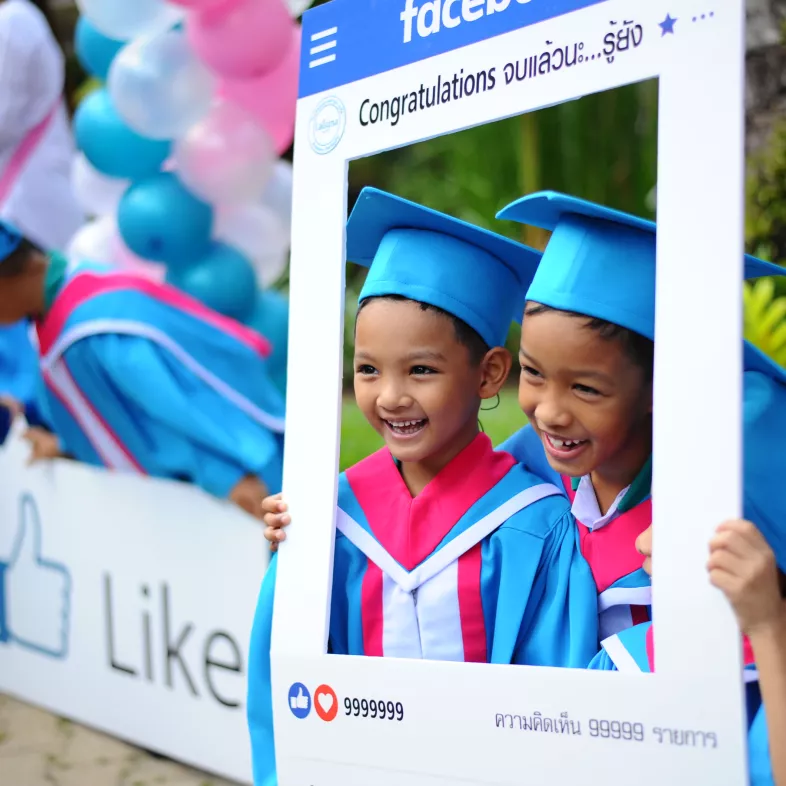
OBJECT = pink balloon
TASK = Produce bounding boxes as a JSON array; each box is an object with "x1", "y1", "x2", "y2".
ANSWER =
[
  {"x1": 187, "y1": 0, "x2": 293, "y2": 80},
  {"x1": 220, "y1": 25, "x2": 300, "y2": 154},
  {"x1": 170, "y1": 0, "x2": 239, "y2": 9}
]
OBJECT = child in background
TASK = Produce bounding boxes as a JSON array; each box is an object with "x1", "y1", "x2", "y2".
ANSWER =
[
  {"x1": 247, "y1": 188, "x2": 598, "y2": 785},
  {"x1": 0, "y1": 220, "x2": 285, "y2": 517}
]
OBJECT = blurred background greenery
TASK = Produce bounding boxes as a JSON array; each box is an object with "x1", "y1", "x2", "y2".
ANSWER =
[{"x1": 49, "y1": 1, "x2": 786, "y2": 467}]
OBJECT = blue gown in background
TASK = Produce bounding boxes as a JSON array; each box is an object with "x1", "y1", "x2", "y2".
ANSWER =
[
  {"x1": 0, "y1": 320, "x2": 48, "y2": 440},
  {"x1": 36, "y1": 261, "x2": 286, "y2": 497}
]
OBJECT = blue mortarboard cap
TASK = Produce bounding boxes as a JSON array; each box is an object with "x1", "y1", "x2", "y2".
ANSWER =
[
  {"x1": 347, "y1": 187, "x2": 542, "y2": 348},
  {"x1": 496, "y1": 191, "x2": 784, "y2": 341},
  {"x1": 0, "y1": 219, "x2": 22, "y2": 263}
]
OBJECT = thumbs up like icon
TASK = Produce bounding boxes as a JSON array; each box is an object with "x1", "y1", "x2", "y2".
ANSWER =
[
  {"x1": 0, "y1": 493, "x2": 71, "y2": 659},
  {"x1": 290, "y1": 687, "x2": 309, "y2": 710}
]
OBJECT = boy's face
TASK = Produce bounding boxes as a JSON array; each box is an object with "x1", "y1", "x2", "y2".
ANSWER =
[
  {"x1": 518, "y1": 307, "x2": 653, "y2": 481},
  {"x1": 354, "y1": 299, "x2": 496, "y2": 469}
]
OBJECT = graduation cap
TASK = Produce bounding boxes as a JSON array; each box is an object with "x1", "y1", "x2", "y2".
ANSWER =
[
  {"x1": 497, "y1": 190, "x2": 786, "y2": 382},
  {"x1": 0, "y1": 219, "x2": 23, "y2": 263},
  {"x1": 346, "y1": 187, "x2": 542, "y2": 348},
  {"x1": 497, "y1": 191, "x2": 784, "y2": 340}
]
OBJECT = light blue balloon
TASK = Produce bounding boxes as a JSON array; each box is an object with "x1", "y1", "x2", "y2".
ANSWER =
[
  {"x1": 74, "y1": 17, "x2": 124, "y2": 80},
  {"x1": 167, "y1": 242, "x2": 257, "y2": 323},
  {"x1": 248, "y1": 289, "x2": 289, "y2": 397},
  {"x1": 73, "y1": 89, "x2": 171, "y2": 180},
  {"x1": 117, "y1": 172, "x2": 213, "y2": 265}
]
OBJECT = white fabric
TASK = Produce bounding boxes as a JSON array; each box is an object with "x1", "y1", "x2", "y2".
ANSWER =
[
  {"x1": 381, "y1": 572, "x2": 422, "y2": 660},
  {"x1": 570, "y1": 473, "x2": 630, "y2": 532},
  {"x1": 600, "y1": 632, "x2": 643, "y2": 674},
  {"x1": 415, "y1": 559, "x2": 465, "y2": 661},
  {"x1": 0, "y1": 0, "x2": 83, "y2": 249}
]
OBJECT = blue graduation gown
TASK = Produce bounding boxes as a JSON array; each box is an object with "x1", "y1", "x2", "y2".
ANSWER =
[
  {"x1": 0, "y1": 320, "x2": 48, "y2": 439},
  {"x1": 589, "y1": 622, "x2": 773, "y2": 784},
  {"x1": 35, "y1": 263, "x2": 286, "y2": 496},
  {"x1": 247, "y1": 434, "x2": 599, "y2": 785},
  {"x1": 0, "y1": 321, "x2": 38, "y2": 403},
  {"x1": 500, "y1": 425, "x2": 652, "y2": 641}
]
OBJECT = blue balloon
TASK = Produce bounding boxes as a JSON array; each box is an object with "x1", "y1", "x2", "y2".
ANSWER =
[
  {"x1": 73, "y1": 89, "x2": 171, "y2": 180},
  {"x1": 117, "y1": 172, "x2": 213, "y2": 265},
  {"x1": 167, "y1": 242, "x2": 257, "y2": 323},
  {"x1": 248, "y1": 289, "x2": 289, "y2": 397},
  {"x1": 74, "y1": 17, "x2": 124, "y2": 81}
]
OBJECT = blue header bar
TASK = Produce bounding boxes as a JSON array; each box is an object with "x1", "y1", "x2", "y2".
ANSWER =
[{"x1": 299, "y1": 0, "x2": 609, "y2": 98}]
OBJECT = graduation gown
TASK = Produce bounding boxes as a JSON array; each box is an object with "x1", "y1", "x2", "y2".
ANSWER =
[
  {"x1": 499, "y1": 425, "x2": 651, "y2": 641},
  {"x1": 247, "y1": 434, "x2": 599, "y2": 785},
  {"x1": 588, "y1": 621, "x2": 773, "y2": 784},
  {"x1": 35, "y1": 260, "x2": 286, "y2": 497}
]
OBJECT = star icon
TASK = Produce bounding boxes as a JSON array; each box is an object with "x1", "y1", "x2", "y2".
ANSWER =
[{"x1": 659, "y1": 13, "x2": 677, "y2": 35}]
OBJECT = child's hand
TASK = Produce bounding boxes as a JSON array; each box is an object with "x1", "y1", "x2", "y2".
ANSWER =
[
  {"x1": 229, "y1": 475, "x2": 269, "y2": 520},
  {"x1": 263, "y1": 493, "x2": 290, "y2": 553},
  {"x1": 23, "y1": 427, "x2": 63, "y2": 465},
  {"x1": 708, "y1": 519, "x2": 784, "y2": 636}
]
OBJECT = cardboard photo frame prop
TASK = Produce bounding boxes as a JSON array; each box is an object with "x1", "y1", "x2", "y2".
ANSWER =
[{"x1": 272, "y1": 0, "x2": 749, "y2": 783}]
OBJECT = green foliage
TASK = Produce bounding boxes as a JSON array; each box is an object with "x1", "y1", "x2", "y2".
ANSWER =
[
  {"x1": 743, "y1": 121, "x2": 786, "y2": 371},
  {"x1": 747, "y1": 120, "x2": 786, "y2": 270},
  {"x1": 744, "y1": 278, "x2": 786, "y2": 366}
]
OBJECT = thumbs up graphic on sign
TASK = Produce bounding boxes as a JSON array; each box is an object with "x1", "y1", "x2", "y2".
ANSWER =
[
  {"x1": 0, "y1": 493, "x2": 71, "y2": 659},
  {"x1": 290, "y1": 687, "x2": 309, "y2": 710}
]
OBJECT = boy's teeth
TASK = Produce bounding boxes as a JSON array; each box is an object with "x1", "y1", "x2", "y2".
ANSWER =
[{"x1": 550, "y1": 436, "x2": 581, "y2": 448}]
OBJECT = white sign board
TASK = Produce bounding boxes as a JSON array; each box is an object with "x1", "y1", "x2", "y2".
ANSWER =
[
  {"x1": 0, "y1": 422, "x2": 263, "y2": 784},
  {"x1": 273, "y1": 0, "x2": 749, "y2": 783}
]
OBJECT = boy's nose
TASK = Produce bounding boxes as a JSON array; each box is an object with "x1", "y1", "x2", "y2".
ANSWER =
[
  {"x1": 534, "y1": 398, "x2": 572, "y2": 431},
  {"x1": 377, "y1": 382, "x2": 412, "y2": 411}
]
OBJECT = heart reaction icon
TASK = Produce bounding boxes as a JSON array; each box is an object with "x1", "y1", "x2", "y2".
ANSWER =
[{"x1": 314, "y1": 684, "x2": 338, "y2": 722}]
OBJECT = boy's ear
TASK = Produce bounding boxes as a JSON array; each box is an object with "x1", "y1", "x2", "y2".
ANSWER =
[{"x1": 479, "y1": 347, "x2": 512, "y2": 399}]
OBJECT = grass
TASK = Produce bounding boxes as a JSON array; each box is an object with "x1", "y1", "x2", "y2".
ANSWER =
[{"x1": 339, "y1": 386, "x2": 525, "y2": 471}]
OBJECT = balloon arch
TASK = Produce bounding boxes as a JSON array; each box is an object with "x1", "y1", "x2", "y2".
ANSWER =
[{"x1": 70, "y1": 0, "x2": 303, "y2": 396}]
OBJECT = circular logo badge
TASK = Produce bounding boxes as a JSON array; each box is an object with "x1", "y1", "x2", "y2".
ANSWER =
[
  {"x1": 308, "y1": 97, "x2": 346, "y2": 155},
  {"x1": 314, "y1": 684, "x2": 338, "y2": 722},
  {"x1": 288, "y1": 682, "x2": 311, "y2": 719}
]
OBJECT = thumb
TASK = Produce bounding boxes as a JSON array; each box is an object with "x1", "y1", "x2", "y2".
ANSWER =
[{"x1": 10, "y1": 493, "x2": 42, "y2": 567}]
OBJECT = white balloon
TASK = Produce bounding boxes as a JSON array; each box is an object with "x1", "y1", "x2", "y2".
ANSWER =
[
  {"x1": 174, "y1": 101, "x2": 276, "y2": 205},
  {"x1": 260, "y1": 160, "x2": 293, "y2": 230},
  {"x1": 67, "y1": 216, "x2": 118, "y2": 264},
  {"x1": 286, "y1": 0, "x2": 314, "y2": 18},
  {"x1": 108, "y1": 28, "x2": 216, "y2": 140},
  {"x1": 215, "y1": 204, "x2": 289, "y2": 287},
  {"x1": 75, "y1": 0, "x2": 183, "y2": 41},
  {"x1": 71, "y1": 153, "x2": 129, "y2": 218}
]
